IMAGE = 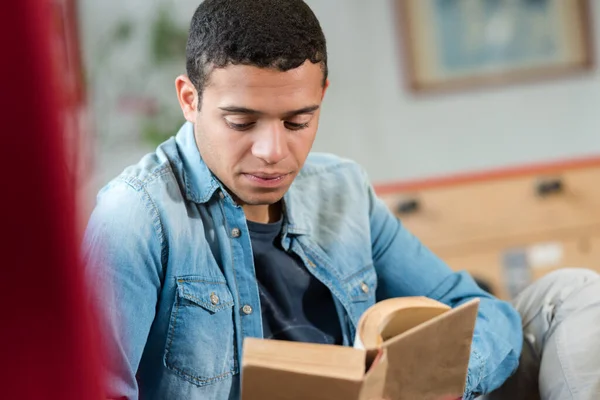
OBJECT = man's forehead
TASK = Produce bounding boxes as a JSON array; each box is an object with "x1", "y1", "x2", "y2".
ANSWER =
[
  {"x1": 201, "y1": 63, "x2": 325, "y2": 114},
  {"x1": 205, "y1": 62, "x2": 324, "y2": 90}
]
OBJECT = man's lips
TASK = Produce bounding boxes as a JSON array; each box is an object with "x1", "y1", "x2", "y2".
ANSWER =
[
  {"x1": 243, "y1": 172, "x2": 290, "y2": 179},
  {"x1": 241, "y1": 172, "x2": 292, "y2": 187}
]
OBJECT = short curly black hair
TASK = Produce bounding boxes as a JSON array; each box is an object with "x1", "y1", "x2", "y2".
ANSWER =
[{"x1": 186, "y1": 0, "x2": 327, "y2": 107}]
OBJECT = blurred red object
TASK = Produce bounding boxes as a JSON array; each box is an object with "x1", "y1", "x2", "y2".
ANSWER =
[{"x1": 0, "y1": 0, "x2": 103, "y2": 398}]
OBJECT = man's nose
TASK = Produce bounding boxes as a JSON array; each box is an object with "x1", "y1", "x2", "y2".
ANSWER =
[{"x1": 251, "y1": 123, "x2": 289, "y2": 165}]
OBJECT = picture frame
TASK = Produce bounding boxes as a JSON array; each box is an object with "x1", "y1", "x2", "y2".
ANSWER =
[{"x1": 397, "y1": 0, "x2": 595, "y2": 93}]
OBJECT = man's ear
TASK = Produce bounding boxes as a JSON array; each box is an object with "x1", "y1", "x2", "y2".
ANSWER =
[
  {"x1": 321, "y1": 78, "x2": 330, "y2": 101},
  {"x1": 175, "y1": 75, "x2": 198, "y2": 122}
]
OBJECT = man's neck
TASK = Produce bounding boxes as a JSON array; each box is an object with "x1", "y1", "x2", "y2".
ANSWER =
[{"x1": 243, "y1": 202, "x2": 282, "y2": 224}]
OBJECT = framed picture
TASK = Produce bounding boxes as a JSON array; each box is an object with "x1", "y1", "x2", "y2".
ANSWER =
[{"x1": 398, "y1": 0, "x2": 595, "y2": 92}]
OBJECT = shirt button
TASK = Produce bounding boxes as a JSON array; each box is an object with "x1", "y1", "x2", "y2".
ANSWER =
[
  {"x1": 210, "y1": 292, "x2": 220, "y2": 305},
  {"x1": 361, "y1": 282, "x2": 369, "y2": 294},
  {"x1": 242, "y1": 305, "x2": 253, "y2": 315},
  {"x1": 231, "y1": 228, "x2": 241, "y2": 238},
  {"x1": 219, "y1": 191, "x2": 225, "y2": 199},
  {"x1": 307, "y1": 259, "x2": 316, "y2": 268}
]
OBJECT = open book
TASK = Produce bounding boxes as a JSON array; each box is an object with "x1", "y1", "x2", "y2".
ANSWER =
[{"x1": 241, "y1": 297, "x2": 479, "y2": 400}]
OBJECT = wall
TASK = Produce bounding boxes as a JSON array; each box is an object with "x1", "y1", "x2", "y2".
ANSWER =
[
  {"x1": 80, "y1": 0, "x2": 600, "y2": 193},
  {"x1": 307, "y1": 0, "x2": 600, "y2": 184}
]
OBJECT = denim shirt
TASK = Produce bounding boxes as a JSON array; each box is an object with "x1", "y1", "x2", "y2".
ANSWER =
[{"x1": 83, "y1": 122, "x2": 522, "y2": 400}]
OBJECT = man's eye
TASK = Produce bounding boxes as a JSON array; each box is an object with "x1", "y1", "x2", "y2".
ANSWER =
[
  {"x1": 226, "y1": 121, "x2": 255, "y2": 131},
  {"x1": 284, "y1": 121, "x2": 309, "y2": 131}
]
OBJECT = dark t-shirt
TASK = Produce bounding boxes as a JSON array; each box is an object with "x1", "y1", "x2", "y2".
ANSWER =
[{"x1": 247, "y1": 218, "x2": 343, "y2": 345}]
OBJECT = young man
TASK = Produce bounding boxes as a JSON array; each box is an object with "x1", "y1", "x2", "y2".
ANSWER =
[{"x1": 83, "y1": 1, "x2": 523, "y2": 398}]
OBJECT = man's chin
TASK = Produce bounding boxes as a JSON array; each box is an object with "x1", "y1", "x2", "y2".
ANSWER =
[
  {"x1": 235, "y1": 189, "x2": 287, "y2": 207},
  {"x1": 238, "y1": 195, "x2": 284, "y2": 206}
]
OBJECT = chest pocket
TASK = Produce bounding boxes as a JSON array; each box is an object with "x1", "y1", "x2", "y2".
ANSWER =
[{"x1": 164, "y1": 276, "x2": 238, "y2": 386}]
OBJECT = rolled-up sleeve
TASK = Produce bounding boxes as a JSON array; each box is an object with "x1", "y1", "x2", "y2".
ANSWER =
[{"x1": 367, "y1": 181, "x2": 522, "y2": 398}]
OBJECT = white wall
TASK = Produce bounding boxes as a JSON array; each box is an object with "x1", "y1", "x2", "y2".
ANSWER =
[
  {"x1": 306, "y1": 0, "x2": 600, "y2": 184},
  {"x1": 82, "y1": 0, "x2": 600, "y2": 191}
]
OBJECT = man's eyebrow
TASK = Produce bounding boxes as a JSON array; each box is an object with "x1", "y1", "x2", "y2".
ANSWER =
[
  {"x1": 219, "y1": 106, "x2": 261, "y2": 115},
  {"x1": 219, "y1": 105, "x2": 320, "y2": 117},
  {"x1": 283, "y1": 105, "x2": 320, "y2": 116}
]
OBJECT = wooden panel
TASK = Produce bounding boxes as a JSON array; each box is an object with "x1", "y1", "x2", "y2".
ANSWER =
[
  {"x1": 381, "y1": 166, "x2": 600, "y2": 252},
  {"x1": 376, "y1": 156, "x2": 600, "y2": 195},
  {"x1": 439, "y1": 233, "x2": 600, "y2": 300}
]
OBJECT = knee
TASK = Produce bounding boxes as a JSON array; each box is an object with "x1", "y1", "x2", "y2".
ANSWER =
[
  {"x1": 514, "y1": 268, "x2": 599, "y2": 311},
  {"x1": 536, "y1": 268, "x2": 599, "y2": 288}
]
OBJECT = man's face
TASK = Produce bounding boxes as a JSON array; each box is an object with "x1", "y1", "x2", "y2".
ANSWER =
[{"x1": 188, "y1": 61, "x2": 327, "y2": 207}]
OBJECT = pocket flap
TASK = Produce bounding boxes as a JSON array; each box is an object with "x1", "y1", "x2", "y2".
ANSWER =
[{"x1": 176, "y1": 277, "x2": 235, "y2": 313}]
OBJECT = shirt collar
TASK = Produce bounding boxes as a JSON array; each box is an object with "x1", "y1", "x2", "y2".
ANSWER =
[
  {"x1": 282, "y1": 183, "x2": 311, "y2": 236},
  {"x1": 175, "y1": 122, "x2": 220, "y2": 204}
]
